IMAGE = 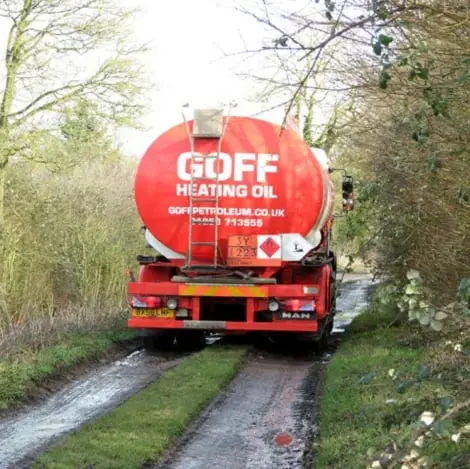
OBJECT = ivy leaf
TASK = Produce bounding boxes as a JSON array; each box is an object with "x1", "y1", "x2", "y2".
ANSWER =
[
  {"x1": 430, "y1": 319, "x2": 443, "y2": 331},
  {"x1": 379, "y1": 70, "x2": 391, "y2": 89},
  {"x1": 438, "y1": 397, "x2": 452, "y2": 410},
  {"x1": 457, "y1": 278, "x2": 470, "y2": 301},
  {"x1": 405, "y1": 283, "x2": 420, "y2": 295},
  {"x1": 373, "y1": 41, "x2": 382, "y2": 56},
  {"x1": 419, "y1": 313, "x2": 431, "y2": 326},
  {"x1": 377, "y1": 7, "x2": 388, "y2": 20},
  {"x1": 398, "y1": 56, "x2": 408, "y2": 67},
  {"x1": 407, "y1": 270, "x2": 421, "y2": 281},
  {"x1": 434, "y1": 311, "x2": 448, "y2": 321},
  {"x1": 379, "y1": 34, "x2": 393, "y2": 47},
  {"x1": 396, "y1": 380, "x2": 414, "y2": 394},
  {"x1": 417, "y1": 68, "x2": 430, "y2": 80},
  {"x1": 418, "y1": 365, "x2": 430, "y2": 380},
  {"x1": 427, "y1": 155, "x2": 441, "y2": 172},
  {"x1": 358, "y1": 372, "x2": 376, "y2": 385}
]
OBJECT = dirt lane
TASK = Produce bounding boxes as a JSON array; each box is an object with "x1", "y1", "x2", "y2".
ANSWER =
[
  {"x1": 157, "y1": 275, "x2": 374, "y2": 469},
  {"x1": 0, "y1": 350, "x2": 186, "y2": 469}
]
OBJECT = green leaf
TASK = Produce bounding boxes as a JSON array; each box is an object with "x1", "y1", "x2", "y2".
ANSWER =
[
  {"x1": 379, "y1": 34, "x2": 393, "y2": 47},
  {"x1": 418, "y1": 365, "x2": 430, "y2": 380},
  {"x1": 417, "y1": 68, "x2": 430, "y2": 80},
  {"x1": 377, "y1": 7, "x2": 388, "y2": 20},
  {"x1": 419, "y1": 313, "x2": 431, "y2": 326},
  {"x1": 396, "y1": 380, "x2": 414, "y2": 394},
  {"x1": 427, "y1": 155, "x2": 441, "y2": 172},
  {"x1": 379, "y1": 70, "x2": 391, "y2": 89},
  {"x1": 406, "y1": 269, "x2": 421, "y2": 281},
  {"x1": 373, "y1": 41, "x2": 382, "y2": 56},
  {"x1": 458, "y1": 278, "x2": 470, "y2": 301},
  {"x1": 358, "y1": 372, "x2": 376, "y2": 385},
  {"x1": 430, "y1": 319, "x2": 443, "y2": 331},
  {"x1": 438, "y1": 397, "x2": 452, "y2": 410},
  {"x1": 398, "y1": 56, "x2": 409, "y2": 67},
  {"x1": 434, "y1": 311, "x2": 448, "y2": 321},
  {"x1": 405, "y1": 284, "x2": 420, "y2": 295}
]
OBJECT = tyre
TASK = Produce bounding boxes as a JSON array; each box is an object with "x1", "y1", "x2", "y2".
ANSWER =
[
  {"x1": 142, "y1": 330, "x2": 175, "y2": 352},
  {"x1": 175, "y1": 331, "x2": 206, "y2": 351}
]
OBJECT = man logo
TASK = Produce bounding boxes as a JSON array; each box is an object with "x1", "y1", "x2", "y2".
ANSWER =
[{"x1": 280, "y1": 312, "x2": 313, "y2": 320}]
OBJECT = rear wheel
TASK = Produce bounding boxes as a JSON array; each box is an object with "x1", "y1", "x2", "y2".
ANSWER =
[
  {"x1": 175, "y1": 331, "x2": 206, "y2": 351},
  {"x1": 314, "y1": 318, "x2": 333, "y2": 352},
  {"x1": 142, "y1": 330, "x2": 175, "y2": 351}
]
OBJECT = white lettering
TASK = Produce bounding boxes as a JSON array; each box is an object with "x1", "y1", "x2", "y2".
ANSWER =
[
  {"x1": 252, "y1": 185, "x2": 264, "y2": 198},
  {"x1": 233, "y1": 153, "x2": 255, "y2": 182},
  {"x1": 281, "y1": 312, "x2": 313, "y2": 320},
  {"x1": 176, "y1": 152, "x2": 279, "y2": 183},
  {"x1": 206, "y1": 152, "x2": 232, "y2": 181},
  {"x1": 257, "y1": 153, "x2": 279, "y2": 183}
]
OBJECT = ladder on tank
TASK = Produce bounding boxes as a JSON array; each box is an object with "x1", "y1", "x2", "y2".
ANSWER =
[{"x1": 181, "y1": 106, "x2": 233, "y2": 272}]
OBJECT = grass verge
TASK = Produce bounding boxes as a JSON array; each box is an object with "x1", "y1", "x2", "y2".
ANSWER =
[
  {"x1": 315, "y1": 301, "x2": 470, "y2": 469},
  {"x1": 0, "y1": 322, "x2": 136, "y2": 411},
  {"x1": 33, "y1": 344, "x2": 248, "y2": 469}
]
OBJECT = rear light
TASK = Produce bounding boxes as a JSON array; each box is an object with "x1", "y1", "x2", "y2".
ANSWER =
[
  {"x1": 268, "y1": 300, "x2": 280, "y2": 312},
  {"x1": 130, "y1": 296, "x2": 162, "y2": 308},
  {"x1": 283, "y1": 299, "x2": 316, "y2": 311},
  {"x1": 145, "y1": 296, "x2": 161, "y2": 308}
]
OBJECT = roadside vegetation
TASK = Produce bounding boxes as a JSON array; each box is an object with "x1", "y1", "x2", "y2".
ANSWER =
[
  {"x1": 0, "y1": 1, "x2": 147, "y2": 394},
  {"x1": 242, "y1": 0, "x2": 470, "y2": 467},
  {"x1": 32, "y1": 346, "x2": 248, "y2": 469},
  {"x1": 316, "y1": 283, "x2": 470, "y2": 469},
  {"x1": 0, "y1": 323, "x2": 135, "y2": 411}
]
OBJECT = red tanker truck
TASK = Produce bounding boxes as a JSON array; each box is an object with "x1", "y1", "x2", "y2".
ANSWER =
[{"x1": 127, "y1": 108, "x2": 354, "y2": 349}]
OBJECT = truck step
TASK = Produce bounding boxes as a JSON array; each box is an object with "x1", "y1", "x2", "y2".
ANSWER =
[{"x1": 181, "y1": 264, "x2": 228, "y2": 273}]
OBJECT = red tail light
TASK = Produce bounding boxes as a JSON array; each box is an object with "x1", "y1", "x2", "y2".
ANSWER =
[{"x1": 130, "y1": 296, "x2": 162, "y2": 308}]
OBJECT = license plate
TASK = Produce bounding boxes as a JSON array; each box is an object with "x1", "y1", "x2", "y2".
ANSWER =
[{"x1": 131, "y1": 308, "x2": 175, "y2": 319}]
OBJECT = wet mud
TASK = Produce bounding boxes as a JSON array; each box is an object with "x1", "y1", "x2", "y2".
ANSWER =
[
  {"x1": 155, "y1": 274, "x2": 375, "y2": 469},
  {"x1": 0, "y1": 350, "x2": 186, "y2": 469},
  {"x1": 0, "y1": 274, "x2": 374, "y2": 469}
]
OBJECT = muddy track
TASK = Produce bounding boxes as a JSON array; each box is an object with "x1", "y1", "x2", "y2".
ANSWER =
[
  {"x1": 0, "y1": 274, "x2": 374, "y2": 469},
  {"x1": 152, "y1": 274, "x2": 375, "y2": 469},
  {"x1": 0, "y1": 348, "x2": 191, "y2": 469}
]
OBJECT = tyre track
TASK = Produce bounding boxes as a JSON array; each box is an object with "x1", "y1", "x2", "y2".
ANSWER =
[
  {"x1": 155, "y1": 274, "x2": 374, "y2": 469},
  {"x1": 0, "y1": 349, "x2": 188, "y2": 469}
]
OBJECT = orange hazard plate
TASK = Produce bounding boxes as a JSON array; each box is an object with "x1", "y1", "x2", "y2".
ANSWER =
[{"x1": 227, "y1": 235, "x2": 281, "y2": 267}]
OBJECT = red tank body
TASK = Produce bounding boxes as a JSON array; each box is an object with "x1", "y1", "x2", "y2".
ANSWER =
[
  {"x1": 127, "y1": 110, "x2": 353, "y2": 350},
  {"x1": 135, "y1": 116, "x2": 334, "y2": 266}
]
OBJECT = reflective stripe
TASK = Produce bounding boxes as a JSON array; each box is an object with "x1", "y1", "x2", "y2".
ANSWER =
[{"x1": 178, "y1": 284, "x2": 267, "y2": 297}]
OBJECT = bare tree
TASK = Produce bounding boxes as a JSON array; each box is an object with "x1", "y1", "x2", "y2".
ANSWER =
[
  {"x1": 0, "y1": 0, "x2": 148, "y2": 165},
  {"x1": 0, "y1": 0, "x2": 149, "y2": 220}
]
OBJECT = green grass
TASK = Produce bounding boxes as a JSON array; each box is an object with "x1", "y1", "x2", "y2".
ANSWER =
[
  {"x1": 0, "y1": 327, "x2": 136, "y2": 410},
  {"x1": 33, "y1": 345, "x2": 248, "y2": 469},
  {"x1": 316, "y1": 305, "x2": 470, "y2": 469}
]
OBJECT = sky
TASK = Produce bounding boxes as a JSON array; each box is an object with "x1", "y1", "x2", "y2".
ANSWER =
[
  {"x1": 0, "y1": 0, "x2": 336, "y2": 158},
  {"x1": 117, "y1": 0, "x2": 287, "y2": 157}
]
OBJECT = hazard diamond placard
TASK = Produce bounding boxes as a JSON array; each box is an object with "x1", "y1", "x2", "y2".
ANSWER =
[{"x1": 257, "y1": 235, "x2": 281, "y2": 259}]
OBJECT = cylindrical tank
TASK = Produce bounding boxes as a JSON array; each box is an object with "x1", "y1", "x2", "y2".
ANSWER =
[{"x1": 135, "y1": 116, "x2": 334, "y2": 262}]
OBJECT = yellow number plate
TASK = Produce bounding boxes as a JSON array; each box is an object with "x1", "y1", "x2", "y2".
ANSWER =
[{"x1": 131, "y1": 308, "x2": 175, "y2": 319}]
